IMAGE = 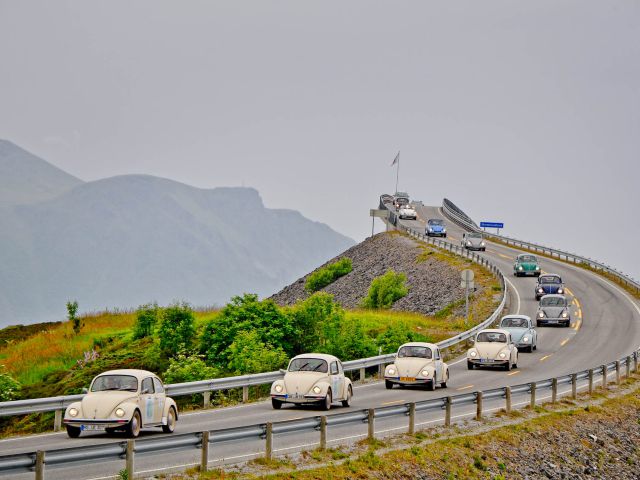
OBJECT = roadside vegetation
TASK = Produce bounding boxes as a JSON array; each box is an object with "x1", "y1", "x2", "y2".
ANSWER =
[
  {"x1": 360, "y1": 270, "x2": 408, "y2": 308},
  {"x1": 305, "y1": 257, "x2": 352, "y2": 292}
]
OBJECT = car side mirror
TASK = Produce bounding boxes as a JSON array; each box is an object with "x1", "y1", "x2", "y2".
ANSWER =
[
  {"x1": 81, "y1": 387, "x2": 88, "y2": 394},
  {"x1": 279, "y1": 369, "x2": 287, "y2": 374}
]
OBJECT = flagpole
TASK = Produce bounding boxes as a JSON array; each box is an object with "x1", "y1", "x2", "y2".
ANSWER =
[{"x1": 395, "y1": 152, "x2": 400, "y2": 193}]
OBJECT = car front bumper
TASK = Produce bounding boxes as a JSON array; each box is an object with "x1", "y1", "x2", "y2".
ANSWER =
[
  {"x1": 270, "y1": 393, "x2": 326, "y2": 404},
  {"x1": 537, "y1": 317, "x2": 570, "y2": 325},
  {"x1": 468, "y1": 359, "x2": 509, "y2": 367},
  {"x1": 384, "y1": 376, "x2": 433, "y2": 386},
  {"x1": 427, "y1": 231, "x2": 446, "y2": 236},
  {"x1": 63, "y1": 418, "x2": 130, "y2": 430}
]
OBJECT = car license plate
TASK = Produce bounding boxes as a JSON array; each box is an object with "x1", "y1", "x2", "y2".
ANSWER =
[
  {"x1": 547, "y1": 320, "x2": 558, "y2": 324},
  {"x1": 80, "y1": 425, "x2": 105, "y2": 431},
  {"x1": 400, "y1": 377, "x2": 415, "y2": 382},
  {"x1": 479, "y1": 359, "x2": 492, "y2": 363}
]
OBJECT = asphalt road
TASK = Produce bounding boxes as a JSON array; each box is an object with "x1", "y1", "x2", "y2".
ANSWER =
[{"x1": 2, "y1": 203, "x2": 640, "y2": 479}]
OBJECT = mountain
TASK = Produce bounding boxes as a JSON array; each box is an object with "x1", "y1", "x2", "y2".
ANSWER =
[
  {"x1": 0, "y1": 140, "x2": 83, "y2": 204},
  {"x1": 0, "y1": 143, "x2": 354, "y2": 326}
]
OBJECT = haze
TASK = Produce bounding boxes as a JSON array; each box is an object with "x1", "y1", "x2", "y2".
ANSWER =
[{"x1": 1, "y1": 1, "x2": 638, "y2": 279}]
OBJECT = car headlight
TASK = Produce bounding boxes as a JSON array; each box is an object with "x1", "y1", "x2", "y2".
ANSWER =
[
  {"x1": 535, "y1": 266, "x2": 540, "y2": 270},
  {"x1": 387, "y1": 367, "x2": 396, "y2": 375},
  {"x1": 481, "y1": 242, "x2": 486, "y2": 246},
  {"x1": 538, "y1": 288, "x2": 544, "y2": 293},
  {"x1": 538, "y1": 311, "x2": 545, "y2": 318},
  {"x1": 518, "y1": 266, "x2": 523, "y2": 271},
  {"x1": 561, "y1": 311, "x2": 568, "y2": 318},
  {"x1": 466, "y1": 241, "x2": 472, "y2": 246},
  {"x1": 68, "y1": 408, "x2": 79, "y2": 418},
  {"x1": 499, "y1": 352, "x2": 507, "y2": 359},
  {"x1": 421, "y1": 369, "x2": 430, "y2": 377},
  {"x1": 442, "y1": 228, "x2": 446, "y2": 232},
  {"x1": 522, "y1": 336, "x2": 529, "y2": 343},
  {"x1": 274, "y1": 384, "x2": 283, "y2": 393},
  {"x1": 313, "y1": 386, "x2": 321, "y2": 394},
  {"x1": 115, "y1": 407, "x2": 126, "y2": 418},
  {"x1": 469, "y1": 351, "x2": 477, "y2": 357},
  {"x1": 558, "y1": 288, "x2": 564, "y2": 294}
]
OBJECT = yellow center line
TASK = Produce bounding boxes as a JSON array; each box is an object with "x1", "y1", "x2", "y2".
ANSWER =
[
  {"x1": 540, "y1": 354, "x2": 553, "y2": 362},
  {"x1": 381, "y1": 399, "x2": 405, "y2": 406},
  {"x1": 560, "y1": 338, "x2": 570, "y2": 346},
  {"x1": 457, "y1": 384, "x2": 474, "y2": 391},
  {"x1": 507, "y1": 370, "x2": 521, "y2": 376}
]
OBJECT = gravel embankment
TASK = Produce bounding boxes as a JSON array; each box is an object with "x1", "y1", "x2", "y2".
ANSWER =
[{"x1": 270, "y1": 232, "x2": 464, "y2": 315}]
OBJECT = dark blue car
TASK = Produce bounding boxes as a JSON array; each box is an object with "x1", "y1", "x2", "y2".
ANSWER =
[
  {"x1": 535, "y1": 274, "x2": 565, "y2": 300},
  {"x1": 426, "y1": 219, "x2": 447, "y2": 237}
]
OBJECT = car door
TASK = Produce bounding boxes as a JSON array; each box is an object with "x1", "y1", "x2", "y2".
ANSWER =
[
  {"x1": 152, "y1": 377, "x2": 166, "y2": 424},
  {"x1": 140, "y1": 377, "x2": 155, "y2": 425},
  {"x1": 329, "y1": 361, "x2": 344, "y2": 400}
]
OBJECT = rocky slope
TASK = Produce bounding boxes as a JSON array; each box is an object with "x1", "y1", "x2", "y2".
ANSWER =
[{"x1": 270, "y1": 232, "x2": 465, "y2": 315}]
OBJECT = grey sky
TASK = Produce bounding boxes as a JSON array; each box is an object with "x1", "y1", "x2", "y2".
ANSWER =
[{"x1": 1, "y1": 1, "x2": 639, "y2": 280}]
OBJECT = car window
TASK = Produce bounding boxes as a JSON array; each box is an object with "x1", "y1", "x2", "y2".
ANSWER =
[
  {"x1": 434, "y1": 349, "x2": 441, "y2": 360},
  {"x1": 330, "y1": 362, "x2": 339, "y2": 375},
  {"x1": 153, "y1": 377, "x2": 165, "y2": 394},
  {"x1": 288, "y1": 358, "x2": 328, "y2": 373},
  {"x1": 141, "y1": 377, "x2": 155, "y2": 394},
  {"x1": 501, "y1": 318, "x2": 528, "y2": 328},
  {"x1": 540, "y1": 297, "x2": 566, "y2": 307},
  {"x1": 338, "y1": 362, "x2": 344, "y2": 374},
  {"x1": 429, "y1": 219, "x2": 444, "y2": 225},
  {"x1": 539, "y1": 276, "x2": 561, "y2": 284},
  {"x1": 468, "y1": 233, "x2": 482, "y2": 239},
  {"x1": 476, "y1": 332, "x2": 507, "y2": 343},
  {"x1": 91, "y1": 375, "x2": 138, "y2": 392},
  {"x1": 398, "y1": 346, "x2": 432, "y2": 359},
  {"x1": 519, "y1": 255, "x2": 537, "y2": 263}
]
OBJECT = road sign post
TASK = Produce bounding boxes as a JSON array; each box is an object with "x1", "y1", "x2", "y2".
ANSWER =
[
  {"x1": 370, "y1": 209, "x2": 390, "y2": 238},
  {"x1": 480, "y1": 222, "x2": 504, "y2": 235},
  {"x1": 460, "y1": 269, "x2": 475, "y2": 327}
]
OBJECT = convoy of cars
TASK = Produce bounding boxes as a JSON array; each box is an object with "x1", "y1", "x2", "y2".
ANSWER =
[{"x1": 384, "y1": 342, "x2": 449, "y2": 391}]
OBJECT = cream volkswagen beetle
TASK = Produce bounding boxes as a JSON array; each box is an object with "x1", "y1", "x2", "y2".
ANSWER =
[
  {"x1": 270, "y1": 353, "x2": 353, "y2": 410},
  {"x1": 63, "y1": 369, "x2": 178, "y2": 438},
  {"x1": 467, "y1": 329, "x2": 518, "y2": 371},
  {"x1": 384, "y1": 342, "x2": 449, "y2": 390}
]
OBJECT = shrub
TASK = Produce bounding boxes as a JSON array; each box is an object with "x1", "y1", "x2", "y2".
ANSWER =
[
  {"x1": 376, "y1": 322, "x2": 429, "y2": 354},
  {"x1": 157, "y1": 302, "x2": 196, "y2": 358},
  {"x1": 163, "y1": 354, "x2": 219, "y2": 384},
  {"x1": 0, "y1": 366, "x2": 21, "y2": 401},
  {"x1": 318, "y1": 313, "x2": 377, "y2": 360},
  {"x1": 226, "y1": 331, "x2": 289, "y2": 375},
  {"x1": 67, "y1": 300, "x2": 82, "y2": 335},
  {"x1": 361, "y1": 270, "x2": 409, "y2": 309},
  {"x1": 133, "y1": 303, "x2": 159, "y2": 339},
  {"x1": 289, "y1": 292, "x2": 343, "y2": 353},
  {"x1": 305, "y1": 258, "x2": 353, "y2": 292}
]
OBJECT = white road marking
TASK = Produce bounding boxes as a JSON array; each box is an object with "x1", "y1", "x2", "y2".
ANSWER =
[{"x1": 504, "y1": 277, "x2": 521, "y2": 314}]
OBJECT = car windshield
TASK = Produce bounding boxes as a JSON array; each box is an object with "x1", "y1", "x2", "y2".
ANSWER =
[
  {"x1": 519, "y1": 255, "x2": 537, "y2": 263},
  {"x1": 397, "y1": 346, "x2": 432, "y2": 359},
  {"x1": 288, "y1": 358, "x2": 328, "y2": 373},
  {"x1": 428, "y1": 219, "x2": 444, "y2": 226},
  {"x1": 539, "y1": 276, "x2": 561, "y2": 284},
  {"x1": 541, "y1": 297, "x2": 566, "y2": 307},
  {"x1": 396, "y1": 198, "x2": 408, "y2": 205},
  {"x1": 476, "y1": 332, "x2": 507, "y2": 343},
  {"x1": 468, "y1": 233, "x2": 482, "y2": 239},
  {"x1": 91, "y1": 375, "x2": 138, "y2": 392},
  {"x1": 501, "y1": 318, "x2": 529, "y2": 328}
]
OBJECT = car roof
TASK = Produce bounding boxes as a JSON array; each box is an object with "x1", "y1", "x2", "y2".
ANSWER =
[
  {"x1": 96, "y1": 369, "x2": 158, "y2": 380},
  {"x1": 477, "y1": 329, "x2": 510, "y2": 335},
  {"x1": 398, "y1": 342, "x2": 438, "y2": 349},
  {"x1": 427, "y1": 218, "x2": 443, "y2": 222},
  {"x1": 291, "y1": 353, "x2": 340, "y2": 362},
  {"x1": 539, "y1": 294, "x2": 566, "y2": 300},
  {"x1": 501, "y1": 315, "x2": 532, "y2": 321},
  {"x1": 539, "y1": 273, "x2": 561, "y2": 278},
  {"x1": 517, "y1": 253, "x2": 537, "y2": 258}
]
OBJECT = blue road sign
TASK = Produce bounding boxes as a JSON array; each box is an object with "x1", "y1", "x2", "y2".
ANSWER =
[{"x1": 480, "y1": 222, "x2": 504, "y2": 229}]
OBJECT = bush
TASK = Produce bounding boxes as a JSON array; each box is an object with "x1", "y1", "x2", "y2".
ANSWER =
[
  {"x1": 133, "y1": 303, "x2": 159, "y2": 340},
  {"x1": 289, "y1": 292, "x2": 343, "y2": 353},
  {"x1": 376, "y1": 322, "x2": 430, "y2": 354},
  {"x1": 226, "y1": 331, "x2": 289, "y2": 375},
  {"x1": 361, "y1": 270, "x2": 409, "y2": 309},
  {"x1": 0, "y1": 366, "x2": 21, "y2": 401},
  {"x1": 157, "y1": 302, "x2": 196, "y2": 358},
  {"x1": 305, "y1": 258, "x2": 353, "y2": 292},
  {"x1": 163, "y1": 354, "x2": 219, "y2": 384},
  {"x1": 67, "y1": 300, "x2": 82, "y2": 335}
]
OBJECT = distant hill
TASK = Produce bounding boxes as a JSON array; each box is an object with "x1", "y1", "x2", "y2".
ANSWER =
[
  {"x1": 0, "y1": 140, "x2": 83, "y2": 204},
  {"x1": 0, "y1": 142, "x2": 354, "y2": 326}
]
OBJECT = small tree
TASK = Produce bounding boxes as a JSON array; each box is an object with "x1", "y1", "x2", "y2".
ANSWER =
[
  {"x1": 133, "y1": 303, "x2": 159, "y2": 339},
  {"x1": 66, "y1": 300, "x2": 82, "y2": 334},
  {"x1": 226, "y1": 331, "x2": 289, "y2": 375},
  {"x1": 163, "y1": 354, "x2": 219, "y2": 384},
  {"x1": 158, "y1": 302, "x2": 196, "y2": 358},
  {"x1": 361, "y1": 270, "x2": 409, "y2": 309}
]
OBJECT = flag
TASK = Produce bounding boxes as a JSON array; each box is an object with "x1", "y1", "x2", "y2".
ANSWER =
[{"x1": 390, "y1": 151, "x2": 399, "y2": 166}]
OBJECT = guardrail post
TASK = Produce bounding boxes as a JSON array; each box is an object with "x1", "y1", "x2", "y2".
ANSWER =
[
  {"x1": 530, "y1": 382, "x2": 536, "y2": 409},
  {"x1": 588, "y1": 369, "x2": 594, "y2": 395},
  {"x1": 265, "y1": 422, "x2": 273, "y2": 460},
  {"x1": 571, "y1": 374, "x2": 577, "y2": 399},
  {"x1": 551, "y1": 378, "x2": 557, "y2": 404},
  {"x1": 203, "y1": 391, "x2": 211, "y2": 409},
  {"x1": 408, "y1": 403, "x2": 415, "y2": 434},
  {"x1": 476, "y1": 391, "x2": 483, "y2": 421},
  {"x1": 242, "y1": 386, "x2": 249, "y2": 403},
  {"x1": 635, "y1": 352, "x2": 639, "y2": 374},
  {"x1": 601, "y1": 365, "x2": 607, "y2": 390},
  {"x1": 505, "y1": 387, "x2": 511, "y2": 413},
  {"x1": 359, "y1": 367, "x2": 365, "y2": 383},
  {"x1": 626, "y1": 356, "x2": 631, "y2": 379},
  {"x1": 378, "y1": 364, "x2": 384, "y2": 379},
  {"x1": 445, "y1": 397, "x2": 452, "y2": 426},
  {"x1": 126, "y1": 439, "x2": 135, "y2": 479},
  {"x1": 54, "y1": 409, "x2": 62, "y2": 432},
  {"x1": 367, "y1": 409, "x2": 375, "y2": 441},
  {"x1": 320, "y1": 416, "x2": 327, "y2": 450},
  {"x1": 616, "y1": 361, "x2": 621, "y2": 385},
  {"x1": 200, "y1": 431, "x2": 209, "y2": 472},
  {"x1": 35, "y1": 450, "x2": 45, "y2": 480}
]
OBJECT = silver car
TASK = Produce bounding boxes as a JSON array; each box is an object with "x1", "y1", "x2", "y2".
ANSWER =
[
  {"x1": 536, "y1": 294, "x2": 571, "y2": 327},
  {"x1": 499, "y1": 315, "x2": 537, "y2": 352},
  {"x1": 462, "y1": 232, "x2": 486, "y2": 251}
]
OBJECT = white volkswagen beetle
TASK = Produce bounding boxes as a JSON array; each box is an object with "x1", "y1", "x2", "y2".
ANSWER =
[
  {"x1": 398, "y1": 204, "x2": 417, "y2": 220},
  {"x1": 270, "y1": 353, "x2": 353, "y2": 410},
  {"x1": 63, "y1": 369, "x2": 178, "y2": 438},
  {"x1": 384, "y1": 342, "x2": 449, "y2": 391},
  {"x1": 467, "y1": 329, "x2": 518, "y2": 371}
]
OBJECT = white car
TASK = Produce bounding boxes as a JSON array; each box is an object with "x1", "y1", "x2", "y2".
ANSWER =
[
  {"x1": 270, "y1": 354, "x2": 353, "y2": 410},
  {"x1": 499, "y1": 315, "x2": 537, "y2": 352},
  {"x1": 384, "y1": 342, "x2": 449, "y2": 391},
  {"x1": 63, "y1": 369, "x2": 178, "y2": 438},
  {"x1": 462, "y1": 232, "x2": 486, "y2": 251},
  {"x1": 467, "y1": 329, "x2": 518, "y2": 371},
  {"x1": 398, "y1": 204, "x2": 417, "y2": 220}
]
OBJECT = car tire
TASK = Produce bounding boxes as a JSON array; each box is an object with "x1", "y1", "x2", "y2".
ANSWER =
[
  {"x1": 482, "y1": 248, "x2": 486, "y2": 251},
  {"x1": 505, "y1": 361, "x2": 511, "y2": 371},
  {"x1": 537, "y1": 320, "x2": 542, "y2": 327},
  {"x1": 385, "y1": 380, "x2": 394, "y2": 390},
  {"x1": 126, "y1": 410, "x2": 141, "y2": 438},
  {"x1": 162, "y1": 407, "x2": 177, "y2": 433},
  {"x1": 533, "y1": 343, "x2": 537, "y2": 351},
  {"x1": 526, "y1": 346, "x2": 533, "y2": 353},
  {"x1": 322, "y1": 389, "x2": 332, "y2": 411},
  {"x1": 271, "y1": 398, "x2": 283, "y2": 409},
  {"x1": 341, "y1": 386, "x2": 353, "y2": 407},
  {"x1": 441, "y1": 370, "x2": 448, "y2": 388},
  {"x1": 426, "y1": 379, "x2": 435, "y2": 391},
  {"x1": 564, "y1": 321, "x2": 570, "y2": 328},
  {"x1": 467, "y1": 361, "x2": 474, "y2": 370},
  {"x1": 66, "y1": 425, "x2": 81, "y2": 438}
]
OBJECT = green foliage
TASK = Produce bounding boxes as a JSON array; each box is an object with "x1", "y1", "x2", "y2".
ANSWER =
[
  {"x1": 289, "y1": 292, "x2": 343, "y2": 352},
  {"x1": 318, "y1": 311, "x2": 377, "y2": 359},
  {"x1": 163, "y1": 353, "x2": 219, "y2": 384},
  {"x1": 361, "y1": 270, "x2": 409, "y2": 309},
  {"x1": 117, "y1": 469, "x2": 129, "y2": 480},
  {"x1": 376, "y1": 322, "x2": 429, "y2": 354},
  {"x1": 66, "y1": 300, "x2": 82, "y2": 335},
  {"x1": 305, "y1": 258, "x2": 352, "y2": 292},
  {"x1": 200, "y1": 294, "x2": 295, "y2": 367},
  {"x1": 132, "y1": 303, "x2": 159, "y2": 340},
  {"x1": 0, "y1": 366, "x2": 21, "y2": 401},
  {"x1": 157, "y1": 302, "x2": 196, "y2": 358},
  {"x1": 226, "y1": 331, "x2": 289, "y2": 375}
]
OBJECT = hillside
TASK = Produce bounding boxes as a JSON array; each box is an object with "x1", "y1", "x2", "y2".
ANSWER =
[{"x1": 0, "y1": 142, "x2": 354, "y2": 326}]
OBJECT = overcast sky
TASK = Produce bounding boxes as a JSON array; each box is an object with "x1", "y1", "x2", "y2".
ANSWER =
[{"x1": 1, "y1": 1, "x2": 639, "y2": 280}]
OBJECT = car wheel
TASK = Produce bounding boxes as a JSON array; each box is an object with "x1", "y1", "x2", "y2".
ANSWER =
[
  {"x1": 505, "y1": 361, "x2": 511, "y2": 371},
  {"x1": 322, "y1": 389, "x2": 332, "y2": 411},
  {"x1": 126, "y1": 410, "x2": 141, "y2": 438},
  {"x1": 564, "y1": 321, "x2": 570, "y2": 328},
  {"x1": 385, "y1": 380, "x2": 394, "y2": 390},
  {"x1": 533, "y1": 343, "x2": 537, "y2": 351},
  {"x1": 162, "y1": 407, "x2": 177, "y2": 433},
  {"x1": 341, "y1": 386, "x2": 353, "y2": 407},
  {"x1": 271, "y1": 398, "x2": 283, "y2": 409},
  {"x1": 426, "y1": 379, "x2": 435, "y2": 391},
  {"x1": 526, "y1": 346, "x2": 533, "y2": 353},
  {"x1": 66, "y1": 425, "x2": 81, "y2": 438},
  {"x1": 536, "y1": 321, "x2": 542, "y2": 327},
  {"x1": 467, "y1": 361, "x2": 474, "y2": 370},
  {"x1": 441, "y1": 370, "x2": 448, "y2": 388}
]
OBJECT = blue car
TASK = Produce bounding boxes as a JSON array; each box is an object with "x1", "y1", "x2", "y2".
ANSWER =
[
  {"x1": 535, "y1": 274, "x2": 565, "y2": 300},
  {"x1": 426, "y1": 219, "x2": 447, "y2": 237}
]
